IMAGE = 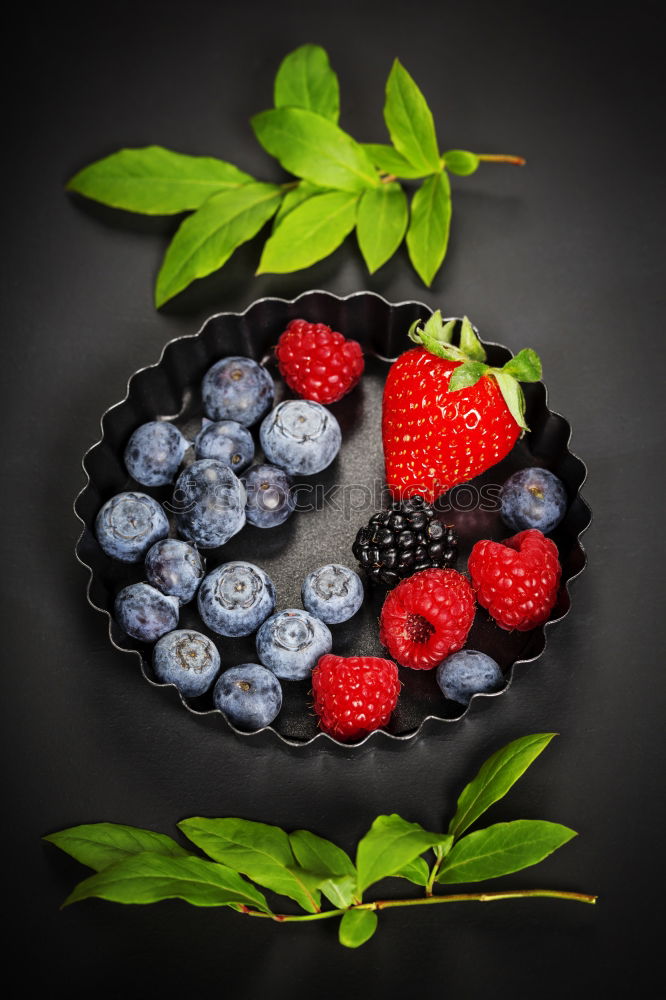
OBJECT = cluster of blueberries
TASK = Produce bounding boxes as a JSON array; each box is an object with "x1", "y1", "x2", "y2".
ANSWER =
[{"x1": 94, "y1": 355, "x2": 359, "y2": 731}]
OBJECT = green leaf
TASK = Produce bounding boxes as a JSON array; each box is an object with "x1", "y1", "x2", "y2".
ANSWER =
[
  {"x1": 67, "y1": 146, "x2": 254, "y2": 215},
  {"x1": 362, "y1": 143, "x2": 430, "y2": 179},
  {"x1": 493, "y1": 371, "x2": 528, "y2": 431},
  {"x1": 391, "y1": 856, "x2": 430, "y2": 886},
  {"x1": 447, "y1": 360, "x2": 489, "y2": 392},
  {"x1": 257, "y1": 190, "x2": 358, "y2": 274},
  {"x1": 356, "y1": 814, "x2": 452, "y2": 895},
  {"x1": 274, "y1": 44, "x2": 340, "y2": 123},
  {"x1": 437, "y1": 820, "x2": 577, "y2": 884},
  {"x1": 443, "y1": 150, "x2": 480, "y2": 177},
  {"x1": 63, "y1": 851, "x2": 271, "y2": 911},
  {"x1": 459, "y1": 315, "x2": 487, "y2": 361},
  {"x1": 339, "y1": 908, "x2": 378, "y2": 948},
  {"x1": 289, "y1": 829, "x2": 358, "y2": 908},
  {"x1": 448, "y1": 734, "x2": 556, "y2": 841},
  {"x1": 271, "y1": 180, "x2": 323, "y2": 231},
  {"x1": 383, "y1": 59, "x2": 441, "y2": 173},
  {"x1": 251, "y1": 107, "x2": 379, "y2": 192},
  {"x1": 356, "y1": 183, "x2": 408, "y2": 273},
  {"x1": 406, "y1": 172, "x2": 452, "y2": 286},
  {"x1": 408, "y1": 310, "x2": 456, "y2": 346},
  {"x1": 155, "y1": 182, "x2": 281, "y2": 306},
  {"x1": 44, "y1": 823, "x2": 190, "y2": 872},
  {"x1": 500, "y1": 348, "x2": 543, "y2": 383},
  {"x1": 178, "y1": 818, "x2": 322, "y2": 913}
]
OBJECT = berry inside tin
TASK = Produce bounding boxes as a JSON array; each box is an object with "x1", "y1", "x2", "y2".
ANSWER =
[{"x1": 75, "y1": 291, "x2": 590, "y2": 747}]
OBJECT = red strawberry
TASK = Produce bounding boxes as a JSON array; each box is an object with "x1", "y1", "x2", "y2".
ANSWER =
[
  {"x1": 311, "y1": 654, "x2": 400, "y2": 741},
  {"x1": 382, "y1": 312, "x2": 542, "y2": 502},
  {"x1": 275, "y1": 319, "x2": 364, "y2": 404},
  {"x1": 468, "y1": 528, "x2": 561, "y2": 631}
]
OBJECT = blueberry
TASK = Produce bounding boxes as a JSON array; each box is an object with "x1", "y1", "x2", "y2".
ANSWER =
[
  {"x1": 195, "y1": 419, "x2": 255, "y2": 473},
  {"x1": 198, "y1": 561, "x2": 276, "y2": 637},
  {"x1": 436, "y1": 651, "x2": 505, "y2": 706},
  {"x1": 114, "y1": 583, "x2": 179, "y2": 642},
  {"x1": 95, "y1": 492, "x2": 169, "y2": 563},
  {"x1": 172, "y1": 459, "x2": 246, "y2": 549},
  {"x1": 301, "y1": 564, "x2": 364, "y2": 624},
  {"x1": 145, "y1": 538, "x2": 205, "y2": 605},
  {"x1": 500, "y1": 468, "x2": 567, "y2": 534},
  {"x1": 260, "y1": 400, "x2": 341, "y2": 476},
  {"x1": 256, "y1": 609, "x2": 332, "y2": 681},
  {"x1": 242, "y1": 464, "x2": 295, "y2": 529},
  {"x1": 202, "y1": 356, "x2": 274, "y2": 426},
  {"x1": 152, "y1": 629, "x2": 220, "y2": 697},
  {"x1": 124, "y1": 421, "x2": 189, "y2": 487},
  {"x1": 213, "y1": 664, "x2": 282, "y2": 731}
]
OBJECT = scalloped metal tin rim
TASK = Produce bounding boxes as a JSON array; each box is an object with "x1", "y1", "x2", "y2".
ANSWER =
[{"x1": 74, "y1": 289, "x2": 591, "y2": 749}]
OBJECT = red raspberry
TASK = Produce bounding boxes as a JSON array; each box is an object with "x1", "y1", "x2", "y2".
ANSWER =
[
  {"x1": 275, "y1": 319, "x2": 364, "y2": 404},
  {"x1": 311, "y1": 654, "x2": 400, "y2": 740},
  {"x1": 468, "y1": 529, "x2": 562, "y2": 632},
  {"x1": 379, "y1": 569, "x2": 476, "y2": 670}
]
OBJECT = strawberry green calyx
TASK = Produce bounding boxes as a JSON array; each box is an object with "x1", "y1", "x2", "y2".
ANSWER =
[{"x1": 406, "y1": 311, "x2": 542, "y2": 432}]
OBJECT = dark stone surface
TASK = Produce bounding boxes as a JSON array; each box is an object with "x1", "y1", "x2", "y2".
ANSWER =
[{"x1": 3, "y1": 1, "x2": 664, "y2": 994}]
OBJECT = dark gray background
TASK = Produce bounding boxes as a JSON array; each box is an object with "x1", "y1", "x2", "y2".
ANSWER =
[{"x1": 3, "y1": 0, "x2": 664, "y2": 994}]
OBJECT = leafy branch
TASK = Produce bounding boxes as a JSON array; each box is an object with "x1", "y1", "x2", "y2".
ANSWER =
[
  {"x1": 44, "y1": 734, "x2": 596, "y2": 949},
  {"x1": 66, "y1": 44, "x2": 525, "y2": 307}
]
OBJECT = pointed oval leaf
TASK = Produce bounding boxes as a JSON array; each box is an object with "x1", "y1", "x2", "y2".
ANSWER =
[
  {"x1": 155, "y1": 183, "x2": 281, "y2": 306},
  {"x1": 437, "y1": 820, "x2": 577, "y2": 884},
  {"x1": 257, "y1": 190, "x2": 358, "y2": 274},
  {"x1": 363, "y1": 143, "x2": 430, "y2": 179},
  {"x1": 448, "y1": 734, "x2": 556, "y2": 840},
  {"x1": 67, "y1": 146, "x2": 254, "y2": 215},
  {"x1": 443, "y1": 150, "x2": 480, "y2": 177},
  {"x1": 272, "y1": 180, "x2": 325, "y2": 231},
  {"x1": 447, "y1": 360, "x2": 489, "y2": 392},
  {"x1": 339, "y1": 908, "x2": 378, "y2": 948},
  {"x1": 290, "y1": 829, "x2": 358, "y2": 908},
  {"x1": 178, "y1": 817, "x2": 321, "y2": 913},
  {"x1": 356, "y1": 814, "x2": 453, "y2": 895},
  {"x1": 391, "y1": 856, "x2": 430, "y2": 886},
  {"x1": 356, "y1": 183, "x2": 408, "y2": 274},
  {"x1": 63, "y1": 851, "x2": 271, "y2": 911},
  {"x1": 251, "y1": 107, "x2": 379, "y2": 192},
  {"x1": 44, "y1": 823, "x2": 190, "y2": 872},
  {"x1": 274, "y1": 44, "x2": 340, "y2": 123},
  {"x1": 406, "y1": 172, "x2": 452, "y2": 286},
  {"x1": 384, "y1": 60, "x2": 441, "y2": 173}
]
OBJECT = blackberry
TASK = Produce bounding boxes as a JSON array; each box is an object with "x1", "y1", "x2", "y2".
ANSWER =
[{"x1": 352, "y1": 496, "x2": 458, "y2": 587}]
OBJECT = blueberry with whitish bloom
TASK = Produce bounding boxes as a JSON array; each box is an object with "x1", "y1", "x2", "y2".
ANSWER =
[
  {"x1": 95, "y1": 491, "x2": 169, "y2": 563},
  {"x1": 213, "y1": 664, "x2": 283, "y2": 731},
  {"x1": 256, "y1": 609, "x2": 332, "y2": 681},
  {"x1": 145, "y1": 538, "x2": 205, "y2": 604},
  {"x1": 500, "y1": 468, "x2": 567, "y2": 534},
  {"x1": 172, "y1": 459, "x2": 245, "y2": 549},
  {"x1": 195, "y1": 419, "x2": 255, "y2": 472},
  {"x1": 152, "y1": 629, "x2": 220, "y2": 697},
  {"x1": 198, "y1": 562, "x2": 276, "y2": 637},
  {"x1": 436, "y1": 650, "x2": 505, "y2": 706},
  {"x1": 202, "y1": 356, "x2": 274, "y2": 426},
  {"x1": 242, "y1": 464, "x2": 295, "y2": 529},
  {"x1": 124, "y1": 421, "x2": 190, "y2": 487},
  {"x1": 260, "y1": 399, "x2": 341, "y2": 476},
  {"x1": 114, "y1": 583, "x2": 179, "y2": 642},
  {"x1": 301, "y1": 564, "x2": 364, "y2": 624}
]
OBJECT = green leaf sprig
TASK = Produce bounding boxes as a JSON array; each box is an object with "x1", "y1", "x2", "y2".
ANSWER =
[
  {"x1": 45, "y1": 734, "x2": 596, "y2": 949},
  {"x1": 408, "y1": 311, "x2": 542, "y2": 430},
  {"x1": 66, "y1": 45, "x2": 526, "y2": 307}
]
